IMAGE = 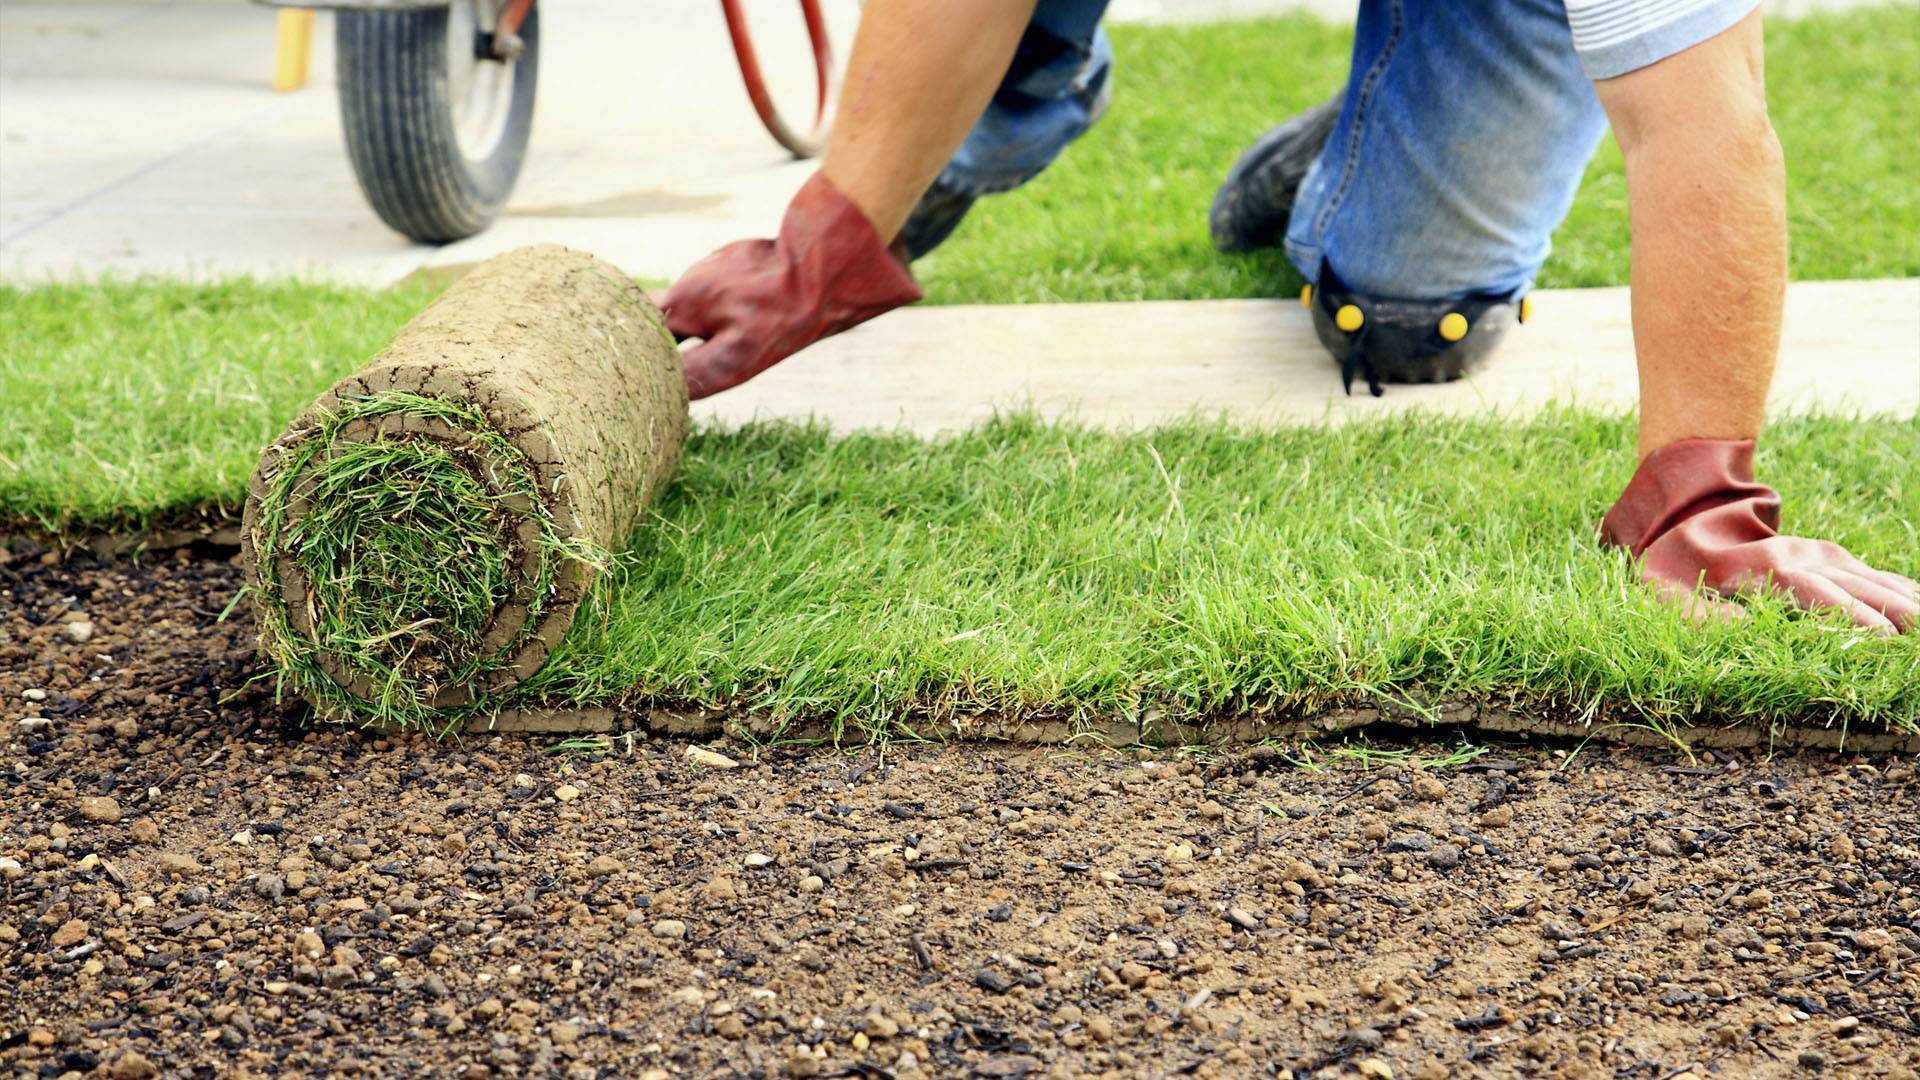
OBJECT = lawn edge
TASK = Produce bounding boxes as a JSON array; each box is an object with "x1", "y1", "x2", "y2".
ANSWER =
[{"x1": 347, "y1": 694, "x2": 1920, "y2": 755}]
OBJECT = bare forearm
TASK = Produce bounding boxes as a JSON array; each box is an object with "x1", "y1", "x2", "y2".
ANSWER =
[
  {"x1": 1620, "y1": 119, "x2": 1785, "y2": 456},
  {"x1": 1596, "y1": 11, "x2": 1785, "y2": 458},
  {"x1": 821, "y1": 0, "x2": 1039, "y2": 241}
]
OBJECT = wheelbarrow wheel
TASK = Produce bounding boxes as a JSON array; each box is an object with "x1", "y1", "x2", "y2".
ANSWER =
[
  {"x1": 721, "y1": 0, "x2": 836, "y2": 159},
  {"x1": 336, "y1": 1, "x2": 538, "y2": 244}
]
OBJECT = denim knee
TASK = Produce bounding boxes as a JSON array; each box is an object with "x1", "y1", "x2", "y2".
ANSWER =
[{"x1": 1283, "y1": 0, "x2": 1610, "y2": 301}]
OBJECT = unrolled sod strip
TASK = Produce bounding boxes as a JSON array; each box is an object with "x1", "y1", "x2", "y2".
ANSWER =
[{"x1": 241, "y1": 245, "x2": 687, "y2": 729}]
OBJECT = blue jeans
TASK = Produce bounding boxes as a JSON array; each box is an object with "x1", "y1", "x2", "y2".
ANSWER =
[
  {"x1": 937, "y1": 0, "x2": 1683, "y2": 302},
  {"x1": 1283, "y1": 0, "x2": 1608, "y2": 301},
  {"x1": 931, "y1": 0, "x2": 1114, "y2": 197}
]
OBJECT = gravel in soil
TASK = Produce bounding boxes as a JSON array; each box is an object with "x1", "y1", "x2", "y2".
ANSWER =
[{"x1": 4, "y1": 549, "x2": 1920, "y2": 1079}]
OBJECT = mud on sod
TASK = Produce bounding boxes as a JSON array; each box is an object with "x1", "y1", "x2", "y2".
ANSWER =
[{"x1": 2, "y1": 547, "x2": 1919, "y2": 1078}]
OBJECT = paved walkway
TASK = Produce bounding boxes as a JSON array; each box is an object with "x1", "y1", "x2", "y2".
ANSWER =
[
  {"x1": 692, "y1": 279, "x2": 1920, "y2": 434},
  {"x1": 1, "y1": 0, "x2": 1902, "y2": 285},
  {"x1": 1, "y1": 0, "x2": 854, "y2": 284}
]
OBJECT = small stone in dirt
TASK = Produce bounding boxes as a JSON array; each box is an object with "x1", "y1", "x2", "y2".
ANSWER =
[
  {"x1": 1426, "y1": 844, "x2": 1462, "y2": 871},
  {"x1": 1541, "y1": 919, "x2": 1583, "y2": 942},
  {"x1": 650, "y1": 919, "x2": 687, "y2": 940},
  {"x1": 1344, "y1": 1027, "x2": 1385, "y2": 1051},
  {"x1": 1797, "y1": 1051, "x2": 1826, "y2": 1069},
  {"x1": 1478, "y1": 806, "x2": 1513, "y2": 829},
  {"x1": 157, "y1": 852, "x2": 201, "y2": 877},
  {"x1": 744, "y1": 853, "x2": 775, "y2": 868},
  {"x1": 586, "y1": 855, "x2": 623, "y2": 878},
  {"x1": 253, "y1": 874, "x2": 286, "y2": 902},
  {"x1": 1411, "y1": 773, "x2": 1446, "y2": 802},
  {"x1": 76, "y1": 796, "x2": 122, "y2": 824},
  {"x1": 797, "y1": 874, "x2": 824, "y2": 894},
  {"x1": 973, "y1": 1055, "x2": 1044, "y2": 1078},
  {"x1": 1385, "y1": 832, "x2": 1434, "y2": 853},
  {"x1": 322, "y1": 964, "x2": 357, "y2": 988},
  {"x1": 1358, "y1": 1059, "x2": 1396, "y2": 1080},
  {"x1": 51, "y1": 918, "x2": 88, "y2": 948},
  {"x1": 975, "y1": 969, "x2": 1016, "y2": 994},
  {"x1": 21, "y1": 688, "x2": 47, "y2": 702},
  {"x1": 863, "y1": 1014, "x2": 899, "y2": 1039},
  {"x1": 549, "y1": 1020, "x2": 580, "y2": 1046},
  {"x1": 107, "y1": 1050, "x2": 158, "y2": 1080},
  {"x1": 130, "y1": 818, "x2": 161, "y2": 845},
  {"x1": 554, "y1": 783, "x2": 583, "y2": 802},
  {"x1": 64, "y1": 619, "x2": 95, "y2": 643},
  {"x1": 1854, "y1": 928, "x2": 1894, "y2": 951},
  {"x1": 684, "y1": 746, "x2": 739, "y2": 769},
  {"x1": 1226, "y1": 908, "x2": 1263, "y2": 932},
  {"x1": 112, "y1": 717, "x2": 140, "y2": 739}
]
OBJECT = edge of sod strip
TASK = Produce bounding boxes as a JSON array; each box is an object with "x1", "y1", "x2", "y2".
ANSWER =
[{"x1": 240, "y1": 245, "x2": 688, "y2": 732}]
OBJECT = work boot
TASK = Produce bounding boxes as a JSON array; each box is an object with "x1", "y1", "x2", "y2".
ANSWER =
[{"x1": 1210, "y1": 94, "x2": 1343, "y2": 253}]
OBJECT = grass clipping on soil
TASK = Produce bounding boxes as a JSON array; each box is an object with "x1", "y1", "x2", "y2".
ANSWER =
[{"x1": 241, "y1": 245, "x2": 687, "y2": 731}]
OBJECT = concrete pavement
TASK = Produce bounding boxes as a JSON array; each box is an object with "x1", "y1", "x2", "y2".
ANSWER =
[
  {"x1": 692, "y1": 279, "x2": 1920, "y2": 434},
  {"x1": 0, "y1": 0, "x2": 853, "y2": 284}
]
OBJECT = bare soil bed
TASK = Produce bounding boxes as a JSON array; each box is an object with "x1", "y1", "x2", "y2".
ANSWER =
[{"x1": 3, "y1": 547, "x2": 1918, "y2": 1079}]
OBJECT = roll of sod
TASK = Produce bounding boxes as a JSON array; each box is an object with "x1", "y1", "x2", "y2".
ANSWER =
[{"x1": 241, "y1": 245, "x2": 687, "y2": 730}]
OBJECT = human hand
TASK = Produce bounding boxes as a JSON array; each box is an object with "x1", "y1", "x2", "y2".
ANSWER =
[
  {"x1": 662, "y1": 173, "x2": 921, "y2": 400},
  {"x1": 1601, "y1": 439, "x2": 1918, "y2": 634}
]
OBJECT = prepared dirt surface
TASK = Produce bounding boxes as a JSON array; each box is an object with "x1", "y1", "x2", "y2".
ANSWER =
[{"x1": 5, "y1": 548, "x2": 1920, "y2": 1080}]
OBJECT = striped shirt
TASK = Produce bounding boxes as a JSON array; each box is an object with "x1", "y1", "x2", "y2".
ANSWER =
[{"x1": 1564, "y1": 0, "x2": 1760, "y2": 79}]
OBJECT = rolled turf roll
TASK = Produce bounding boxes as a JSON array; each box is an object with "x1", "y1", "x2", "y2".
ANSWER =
[{"x1": 241, "y1": 245, "x2": 687, "y2": 728}]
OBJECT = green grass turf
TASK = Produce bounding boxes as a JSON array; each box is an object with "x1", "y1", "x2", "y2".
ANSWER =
[
  {"x1": 0, "y1": 278, "x2": 439, "y2": 533},
  {"x1": 914, "y1": 7, "x2": 1920, "y2": 303},
  {"x1": 0, "y1": 12, "x2": 1915, "y2": 734},
  {"x1": 519, "y1": 411, "x2": 1919, "y2": 738},
  {"x1": 3, "y1": 9, "x2": 1914, "y2": 533}
]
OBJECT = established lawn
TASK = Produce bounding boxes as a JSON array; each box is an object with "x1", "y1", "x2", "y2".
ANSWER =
[
  {"x1": 3, "y1": 9, "x2": 1914, "y2": 534},
  {"x1": 0, "y1": 11, "x2": 1915, "y2": 736},
  {"x1": 914, "y1": 7, "x2": 1920, "y2": 303},
  {"x1": 0, "y1": 279, "x2": 439, "y2": 533},
  {"x1": 525, "y1": 411, "x2": 1920, "y2": 737}
]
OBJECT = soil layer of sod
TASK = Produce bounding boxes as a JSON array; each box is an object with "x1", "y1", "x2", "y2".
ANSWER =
[{"x1": 4, "y1": 549, "x2": 1919, "y2": 1078}]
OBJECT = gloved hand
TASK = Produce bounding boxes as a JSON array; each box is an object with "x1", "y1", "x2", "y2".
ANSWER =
[
  {"x1": 1600, "y1": 438, "x2": 1918, "y2": 634},
  {"x1": 662, "y1": 173, "x2": 922, "y2": 400}
]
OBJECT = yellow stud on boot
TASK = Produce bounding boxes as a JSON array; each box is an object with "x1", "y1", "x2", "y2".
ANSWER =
[
  {"x1": 1519, "y1": 295, "x2": 1534, "y2": 324},
  {"x1": 1335, "y1": 304, "x2": 1364, "y2": 332},
  {"x1": 1438, "y1": 312, "x2": 1468, "y2": 342},
  {"x1": 1300, "y1": 284, "x2": 1313, "y2": 309}
]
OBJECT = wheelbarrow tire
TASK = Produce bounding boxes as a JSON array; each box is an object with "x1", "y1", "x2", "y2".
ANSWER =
[{"x1": 336, "y1": 4, "x2": 538, "y2": 244}]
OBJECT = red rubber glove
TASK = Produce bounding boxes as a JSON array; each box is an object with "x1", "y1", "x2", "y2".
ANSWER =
[
  {"x1": 1600, "y1": 438, "x2": 1918, "y2": 634},
  {"x1": 662, "y1": 173, "x2": 922, "y2": 400}
]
